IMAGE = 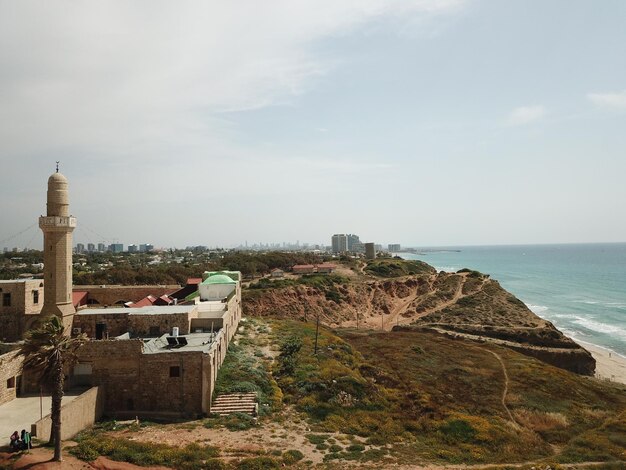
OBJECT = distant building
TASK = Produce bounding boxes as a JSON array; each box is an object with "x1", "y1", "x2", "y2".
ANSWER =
[
  {"x1": 76, "y1": 243, "x2": 85, "y2": 254},
  {"x1": 347, "y1": 234, "x2": 361, "y2": 251},
  {"x1": 109, "y1": 243, "x2": 124, "y2": 253},
  {"x1": 87, "y1": 243, "x2": 95, "y2": 252},
  {"x1": 316, "y1": 263, "x2": 336, "y2": 274},
  {"x1": 388, "y1": 244, "x2": 401, "y2": 252},
  {"x1": 352, "y1": 242, "x2": 365, "y2": 253},
  {"x1": 97, "y1": 243, "x2": 106, "y2": 252},
  {"x1": 128, "y1": 244, "x2": 138, "y2": 253},
  {"x1": 365, "y1": 242, "x2": 376, "y2": 260},
  {"x1": 331, "y1": 234, "x2": 348, "y2": 253},
  {"x1": 139, "y1": 243, "x2": 154, "y2": 252},
  {"x1": 292, "y1": 264, "x2": 316, "y2": 275},
  {"x1": 270, "y1": 268, "x2": 285, "y2": 278}
]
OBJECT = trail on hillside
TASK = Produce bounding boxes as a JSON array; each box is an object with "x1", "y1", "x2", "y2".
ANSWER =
[{"x1": 483, "y1": 348, "x2": 517, "y2": 426}]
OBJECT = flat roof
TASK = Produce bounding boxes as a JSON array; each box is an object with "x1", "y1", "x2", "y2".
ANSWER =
[
  {"x1": 76, "y1": 305, "x2": 196, "y2": 316},
  {"x1": 143, "y1": 333, "x2": 216, "y2": 354},
  {"x1": 0, "y1": 279, "x2": 41, "y2": 284}
]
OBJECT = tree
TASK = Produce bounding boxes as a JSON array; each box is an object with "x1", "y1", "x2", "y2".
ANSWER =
[{"x1": 19, "y1": 316, "x2": 86, "y2": 461}]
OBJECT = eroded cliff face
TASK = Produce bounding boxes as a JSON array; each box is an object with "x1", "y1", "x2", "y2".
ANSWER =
[{"x1": 243, "y1": 270, "x2": 596, "y2": 375}]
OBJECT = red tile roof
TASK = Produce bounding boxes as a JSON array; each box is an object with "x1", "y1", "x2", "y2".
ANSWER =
[
  {"x1": 72, "y1": 291, "x2": 88, "y2": 307},
  {"x1": 187, "y1": 278, "x2": 202, "y2": 285}
]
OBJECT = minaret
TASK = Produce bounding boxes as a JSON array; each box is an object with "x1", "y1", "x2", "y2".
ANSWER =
[{"x1": 39, "y1": 166, "x2": 76, "y2": 331}]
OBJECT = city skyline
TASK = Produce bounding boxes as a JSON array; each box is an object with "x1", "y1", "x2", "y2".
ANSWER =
[{"x1": 1, "y1": 1, "x2": 625, "y2": 248}]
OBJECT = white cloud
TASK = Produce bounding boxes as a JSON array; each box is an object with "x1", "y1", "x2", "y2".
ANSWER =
[
  {"x1": 0, "y1": 0, "x2": 465, "y2": 160},
  {"x1": 506, "y1": 105, "x2": 546, "y2": 126},
  {"x1": 587, "y1": 90, "x2": 626, "y2": 110}
]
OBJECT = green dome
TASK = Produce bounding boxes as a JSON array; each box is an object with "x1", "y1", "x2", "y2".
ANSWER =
[{"x1": 202, "y1": 274, "x2": 237, "y2": 285}]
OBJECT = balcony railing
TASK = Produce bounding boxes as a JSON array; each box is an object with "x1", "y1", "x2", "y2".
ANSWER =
[{"x1": 39, "y1": 216, "x2": 77, "y2": 228}]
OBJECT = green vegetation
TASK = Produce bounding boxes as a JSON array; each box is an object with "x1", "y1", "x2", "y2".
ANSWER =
[
  {"x1": 364, "y1": 258, "x2": 435, "y2": 278},
  {"x1": 270, "y1": 320, "x2": 626, "y2": 465},
  {"x1": 213, "y1": 320, "x2": 281, "y2": 416},
  {"x1": 248, "y1": 273, "x2": 348, "y2": 290},
  {"x1": 71, "y1": 433, "x2": 222, "y2": 469},
  {"x1": 281, "y1": 449, "x2": 304, "y2": 465}
]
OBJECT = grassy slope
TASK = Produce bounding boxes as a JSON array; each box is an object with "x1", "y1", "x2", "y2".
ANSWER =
[
  {"x1": 364, "y1": 258, "x2": 436, "y2": 278},
  {"x1": 69, "y1": 318, "x2": 625, "y2": 468},
  {"x1": 272, "y1": 320, "x2": 626, "y2": 465}
]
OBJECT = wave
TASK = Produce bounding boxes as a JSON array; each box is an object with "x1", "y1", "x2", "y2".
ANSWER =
[
  {"x1": 526, "y1": 304, "x2": 549, "y2": 314},
  {"x1": 434, "y1": 265, "x2": 459, "y2": 273},
  {"x1": 572, "y1": 316, "x2": 626, "y2": 340}
]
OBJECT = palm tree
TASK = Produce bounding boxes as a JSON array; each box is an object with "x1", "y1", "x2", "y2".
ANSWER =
[{"x1": 19, "y1": 315, "x2": 86, "y2": 461}]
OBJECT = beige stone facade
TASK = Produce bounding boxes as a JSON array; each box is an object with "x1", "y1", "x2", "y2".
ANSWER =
[
  {"x1": 0, "y1": 279, "x2": 44, "y2": 341},
  {"x1": 71, "y1": 278, "x2": 242, "y2": 418},
  {"x1": 0, "y1": 350, "x2": 23, "y2": 406},
  {"x1": 39, "y1": 172, "x2": 76, "y2": 331}
]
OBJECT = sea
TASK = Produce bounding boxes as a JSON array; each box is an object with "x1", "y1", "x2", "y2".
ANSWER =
[{"x1": 398, "y1": 243, "x2": 626, "y2": 358}]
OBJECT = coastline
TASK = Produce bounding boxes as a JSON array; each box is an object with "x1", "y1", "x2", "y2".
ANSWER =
[{"x1": 575, "y1": 339, "x2": 626, "y2": 385}]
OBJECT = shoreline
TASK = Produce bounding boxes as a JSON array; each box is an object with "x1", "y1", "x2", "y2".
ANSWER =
[{"x1": 574, "y1": 339, "x2": 626, "y2": 385}]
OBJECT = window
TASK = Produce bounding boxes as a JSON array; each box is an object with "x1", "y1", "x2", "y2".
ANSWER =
[
  {"x1": 32, "y1": 290, "x2": 39, "y2": 304},
  {"x1": 7, "y1": 377, "x2": 15, "y2": 389},
  {"x1": 169, "y1": 366, "x2": 180, "y2": 378},
  {"x1": 2, "y1": 293, "x2": 10, "y2": 307}
]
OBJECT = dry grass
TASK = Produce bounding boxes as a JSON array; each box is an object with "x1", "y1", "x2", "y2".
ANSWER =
[{"x1": 514, "y1": 409, "x2": 569, "y2": 431}]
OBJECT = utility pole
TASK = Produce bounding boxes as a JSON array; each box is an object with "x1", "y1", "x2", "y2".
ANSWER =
[{"x1": 314, "y1": 313, "x2": 320, "y2": 355}]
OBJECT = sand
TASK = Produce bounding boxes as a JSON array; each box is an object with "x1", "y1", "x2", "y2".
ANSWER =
[{"x1": 578, "y1": 340, "x2": 626, "y2": 385}]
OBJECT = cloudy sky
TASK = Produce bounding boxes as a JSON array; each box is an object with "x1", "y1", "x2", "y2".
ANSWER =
[{"x1": 1, "y1": 0, "x2": 625, "y2": 249}]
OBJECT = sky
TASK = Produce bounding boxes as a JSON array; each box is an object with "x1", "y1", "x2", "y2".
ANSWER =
[{"x1": 1, "y1": 0, "x2": 625, "y2": 249}]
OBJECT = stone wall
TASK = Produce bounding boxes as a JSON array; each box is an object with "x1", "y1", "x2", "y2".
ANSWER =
[
  {"x1": 31, "y1": 386, "x2": 105, "y2": 441},
  {"x1": 0, "y1": 280, "x2": 44, "y2": 341},
  {"x1": 74, "y1": 339, "x2": 208, "y2": 418},
  {"x1": 74, "y1": 312, "x2": 129, "y2": 338},
  {"x1": 0, "y1": 351, "x2": 23, "y2": 406},
  {"x1": 128, "y1": 312, "x2": 190, "y2": 337},
  {"x1": 74, "y1": 285, "x2": 180, "y2": 306}
]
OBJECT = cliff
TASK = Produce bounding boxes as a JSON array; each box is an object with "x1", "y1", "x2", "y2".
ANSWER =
[{"x1": 243, "y1": 261, "x2": 595, "y2": 375}]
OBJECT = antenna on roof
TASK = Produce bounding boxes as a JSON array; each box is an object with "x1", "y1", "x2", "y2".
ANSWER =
[{"x1": 56, "y1": 161, "x2": 60, "y2": 173}]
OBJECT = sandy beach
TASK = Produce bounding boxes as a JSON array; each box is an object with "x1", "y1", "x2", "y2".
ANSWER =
[{"x1": 578, "y1": 340, "x2": 626, "y2": 385}]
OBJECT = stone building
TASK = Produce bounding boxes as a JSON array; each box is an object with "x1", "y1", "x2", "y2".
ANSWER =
[
  {"x1": 0, "y1": 279, "x2": 44, "y2": 341},
  {"x1": 70, "y1": 271, "x2": 242, "y2": 418},
  {"x1": 0, "y1": 350, "x2": 23, "y2": 406}
]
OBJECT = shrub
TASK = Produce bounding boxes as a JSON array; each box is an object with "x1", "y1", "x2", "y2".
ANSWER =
[{"x1": 282, "y1": 449, "x2": 304, "y2": 465}]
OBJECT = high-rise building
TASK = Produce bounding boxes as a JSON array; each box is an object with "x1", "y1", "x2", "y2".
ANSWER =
[
  {"x1": 97, "y1": 243, "x2": 106, "y2": 252},
  {"x1": 109, "y1": 243, "x2": 124, "y2": 253},
  {"x1": 87, "y1": 243, "x2": 95, "y2": 252},
  {"x1": 139, "y1": 243, "x2": 154, "y2": 252},
  {"x1": 331, "y1": 234, "x2": 348, "y2": 253},
  {"x1": 347, "y1": 234, "x2": 360, "y2": 251},
  {"x1": 365, "y1": 242, "x2": 376, "y2": 260},
  {"x1": 75, "y1": 243, "x2": 85, "y2": 253},
  {"x1": 388, "y1": 244, "x2": 401, "y2": 252},
  {"x1": 38, "y1": 170, "x2": 76, "y2": 331}
]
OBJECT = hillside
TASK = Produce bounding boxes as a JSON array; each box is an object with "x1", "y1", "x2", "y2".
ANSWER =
[
  {"x1": 59, "y1": 318, "x2": 626, "y2": 469},
  {"x1": 243, "y1": 259, "x2": 595, "y2": 375}
]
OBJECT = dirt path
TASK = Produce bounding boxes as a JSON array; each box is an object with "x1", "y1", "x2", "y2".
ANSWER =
[
  {"x1": 391, "y1": 274, "x2": 468, "y2": 330},
  {"x1": 483, "y1": 349, "x2": 517, "y2": 426}
]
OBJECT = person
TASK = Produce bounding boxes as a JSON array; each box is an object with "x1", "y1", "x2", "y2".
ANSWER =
[
  {"x1": 9, "y1": 430, "x2": 19, "y2": 451},
  {"x1": 23, "y1": 431, "x2": 31, "y2": 450}
]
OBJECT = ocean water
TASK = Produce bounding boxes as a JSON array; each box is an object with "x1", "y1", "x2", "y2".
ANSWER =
[{"x1": 399, "y1": 243, "x2": 626, "y2": 357}]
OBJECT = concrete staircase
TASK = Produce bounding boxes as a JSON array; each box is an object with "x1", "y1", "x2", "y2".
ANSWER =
[{"x1": 210, "y1": 392, "x2": 258, "y2": 416}]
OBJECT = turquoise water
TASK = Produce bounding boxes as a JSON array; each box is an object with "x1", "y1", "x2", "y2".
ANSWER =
[{"x1": 399, "y1": 243, "x2": 626, "y2": 357}]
